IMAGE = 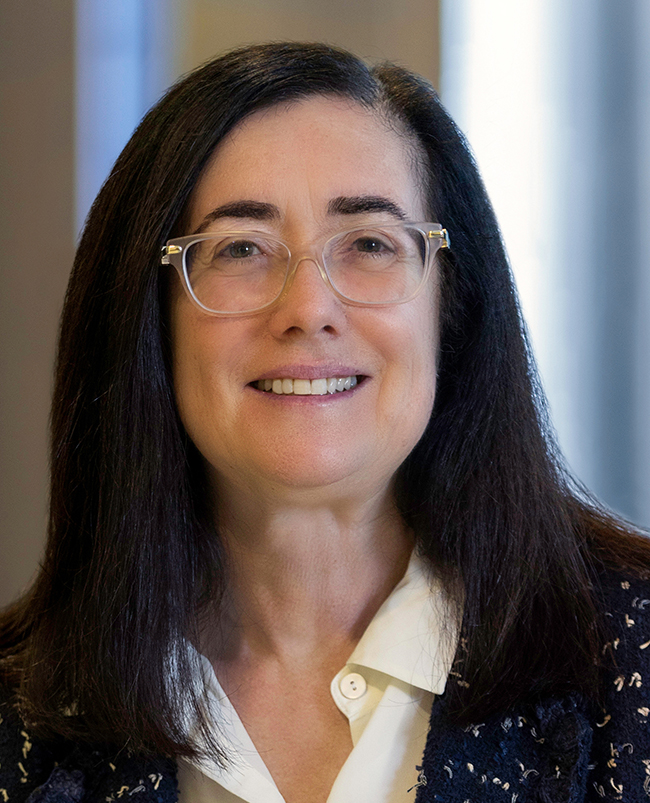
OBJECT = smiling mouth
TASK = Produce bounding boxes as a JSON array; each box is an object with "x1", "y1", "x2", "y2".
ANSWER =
[{"x1": 252, "y1": 375, "x2": 364, "y2": 396}]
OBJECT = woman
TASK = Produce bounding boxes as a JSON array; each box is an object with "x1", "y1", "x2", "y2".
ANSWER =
[{"x1": 1, "y1": 42, "x2": 649, "y2": 803}]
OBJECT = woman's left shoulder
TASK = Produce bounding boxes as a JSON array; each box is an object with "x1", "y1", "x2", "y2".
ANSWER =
[
  {"x1": 416, "y1": 567, "x2": 650, "y2": 803},
  {"x1": 595, "y1": 565, "x2": 650, "y2": 669},
  {"x1": 587, "y1": 566, "x2": 650, "y2": 800}
]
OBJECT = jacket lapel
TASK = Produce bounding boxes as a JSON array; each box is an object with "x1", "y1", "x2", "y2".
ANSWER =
[{"x1": 415, "y1": 692, "x2": 593, "y2": 802}]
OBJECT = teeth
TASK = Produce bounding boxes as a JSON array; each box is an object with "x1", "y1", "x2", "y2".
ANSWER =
[
  {"x1": 293, "y1": 379, "x2": 311, "y2": 395},
  {"x1": 256, "y1": 376, "x2": 359, "y2": 395}
]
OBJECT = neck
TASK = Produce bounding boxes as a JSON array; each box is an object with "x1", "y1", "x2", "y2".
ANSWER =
[{"x1": 201, "y1": 483, "x2": 413, "y2": 667}]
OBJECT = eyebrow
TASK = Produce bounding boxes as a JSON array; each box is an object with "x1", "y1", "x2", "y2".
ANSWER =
[
  {"x1": 327, "y1": 196, "x2": 407, "y2": 220},
  {"x1": 194, "y1": 201, "x2": 280, "y2": 234},
  {"x1": 193, "y1": 194, "x2": 408, "y2": 234}
]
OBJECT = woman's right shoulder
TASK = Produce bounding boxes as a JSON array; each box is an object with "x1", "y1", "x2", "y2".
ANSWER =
[
  {"x1": 0, "y1": 685, "x2": 178, "y2": 802},
  {"x1": 0, "y1": 683, "x2": 69, "y2": 801}
]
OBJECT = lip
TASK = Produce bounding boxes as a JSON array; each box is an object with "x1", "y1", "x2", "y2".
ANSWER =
[{"x1": 250, "y1": 364, "x2": 367, "y2": 382}]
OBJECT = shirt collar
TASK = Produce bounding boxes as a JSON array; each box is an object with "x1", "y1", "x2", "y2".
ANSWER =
[{"x1": 345, "y1": 551, "x2": 458, "y2": 695}]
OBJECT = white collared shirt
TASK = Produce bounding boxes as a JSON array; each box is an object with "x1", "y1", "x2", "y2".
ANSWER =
[{"x1": 177, "y1": 553, "x2": 456, "y2": 803}]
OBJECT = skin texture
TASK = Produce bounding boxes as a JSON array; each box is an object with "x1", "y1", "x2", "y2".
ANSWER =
[{"x1": 170, "y1": 96, "x2": 439, "y2": 803}]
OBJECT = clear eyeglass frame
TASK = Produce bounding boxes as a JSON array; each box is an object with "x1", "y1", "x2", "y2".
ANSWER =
[{"x1": 161, "y1": 222, "x2": 450, "y2": 316}]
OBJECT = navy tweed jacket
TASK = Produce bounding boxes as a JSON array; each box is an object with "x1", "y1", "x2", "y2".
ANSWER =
[{"x1": 1, "y1": 570, "x2": 649, "y2": 802}]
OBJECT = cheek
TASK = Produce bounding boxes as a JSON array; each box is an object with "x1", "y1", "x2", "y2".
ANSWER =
[
  {"x1": 402, "y1": 284, "x2": 438, "y2": 393},
  {"x1": 171, "y1": 304, "x2": 203, "y2": 419},
  {"x1": 169, "y1": 301, "x2": 233, "y2": 455},
  {"x1": 402, "y1": 322, "x2": 437, "y2": 432},
  {"x1": 376, "y1": 291, "x2": 439, "y2": 446},
  {"x1": 171, "y1": 332, "x2": 211, "y2": 452},
  {"x1": 172, "y1": 344, "x2": 206, "y2": 428}
]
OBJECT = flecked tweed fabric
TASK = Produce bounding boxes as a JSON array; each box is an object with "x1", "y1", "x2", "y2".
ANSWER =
[{"x1": 1, "y1": 569, "x2": 649, "y2": 802}]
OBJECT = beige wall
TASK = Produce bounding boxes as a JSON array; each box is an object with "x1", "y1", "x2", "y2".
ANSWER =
[
  {"x1": 0, "y1": 0, "x2": 440, "y2": 607},
  {"x1": 0, "y1": 0, "x2": 75, "y2": 606},
  {"x1": 175, "y1": 0, "x2": 439, "y2": 87}
]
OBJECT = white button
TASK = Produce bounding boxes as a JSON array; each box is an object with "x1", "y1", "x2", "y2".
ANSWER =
[{"x1": 339, "y1": 672, "x2": 367, "y2": 699}]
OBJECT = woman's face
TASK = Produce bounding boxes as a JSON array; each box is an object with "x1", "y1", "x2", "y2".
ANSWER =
[{"x1": 170, "y1": 95, "x2": 439, "y2": 504}]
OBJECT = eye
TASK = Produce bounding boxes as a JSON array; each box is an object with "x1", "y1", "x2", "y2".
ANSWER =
[
  {"x1": 224, "y1": 240, "x2": 262, "y2": 259},
  {"x1": 352, "y1": 236, "x2": 390, "y2": 254}
]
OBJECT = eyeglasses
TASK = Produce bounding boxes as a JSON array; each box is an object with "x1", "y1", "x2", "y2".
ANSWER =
[{"x1": 161, "y1": 222, "x2": 450, "y2": 316}]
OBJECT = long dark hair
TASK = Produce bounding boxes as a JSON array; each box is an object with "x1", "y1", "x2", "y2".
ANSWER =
[{"x1": 1, "y1": 42, "x2": 648, "y2": 758}]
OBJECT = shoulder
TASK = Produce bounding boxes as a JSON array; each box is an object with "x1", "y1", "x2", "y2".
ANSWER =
[
  {"x1": 0, "y1": 686, "x2": 178, "y2": 802},
  {"x1": 588, "y1": 567, "x2": 650, "y2": 799},
  {"x1": 416, "y1": 567, "x2": 650, "y2": 802},
  {"x1": 600, "y1": 562, "x2": 650, "y2": 634},
  {"x1": 594, "y1": 565, "x2": 650, "y2": 665},
  {"x1": 0, "y1": 685, "x2": 65, "y2": 801},
  {"x1": 592, "y1": 566, "x2": 650, "y2": 716}
]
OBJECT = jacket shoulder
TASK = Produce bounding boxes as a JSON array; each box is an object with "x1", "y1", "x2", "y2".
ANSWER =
[
  {"x1": 0, "y1": 685, "x2": 65, "y2": 801},
  {"x1": 588, "y1": 568, "x2": 650, "y2": 800},
  {"x1": 415, "y1": 567, "x2": 650, "y2": 802},
  {"x1": 0, "y1": 685, "x2": 178, "y2": 802}
]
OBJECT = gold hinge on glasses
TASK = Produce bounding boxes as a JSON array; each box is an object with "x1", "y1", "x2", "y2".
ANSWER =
[
  {"x1": 428, "y1": 228, "x2": 450, "y2": 249},
  {"x1": 161, "y1": 244, "x2": 183, "y2": 265}
]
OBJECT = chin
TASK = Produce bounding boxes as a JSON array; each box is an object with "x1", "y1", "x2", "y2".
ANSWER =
[
  {"x1": 213, "y1": 446, "x2": 388, "y2": 501},
  {"x1": 258, "y1": 451, "x2": 371, "y2": 492}
]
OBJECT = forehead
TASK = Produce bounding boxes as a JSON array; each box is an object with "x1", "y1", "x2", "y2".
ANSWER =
[{"x1": 186, "y1": 95, "x2": 426, "y2": 232}]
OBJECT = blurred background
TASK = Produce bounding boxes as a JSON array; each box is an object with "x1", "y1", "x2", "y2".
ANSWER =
[{"x1": 1, "y1": 0, "x2": 648, "y2": 606}]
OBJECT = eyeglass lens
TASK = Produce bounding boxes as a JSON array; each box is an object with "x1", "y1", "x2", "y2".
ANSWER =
[{"x1": 184, "y1": 226, "x2": 429, "y2": 314}]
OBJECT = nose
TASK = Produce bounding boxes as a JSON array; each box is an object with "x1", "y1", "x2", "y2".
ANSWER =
[{"x1": 266, "y1": 256, "x2": 345, "y2": 338}]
